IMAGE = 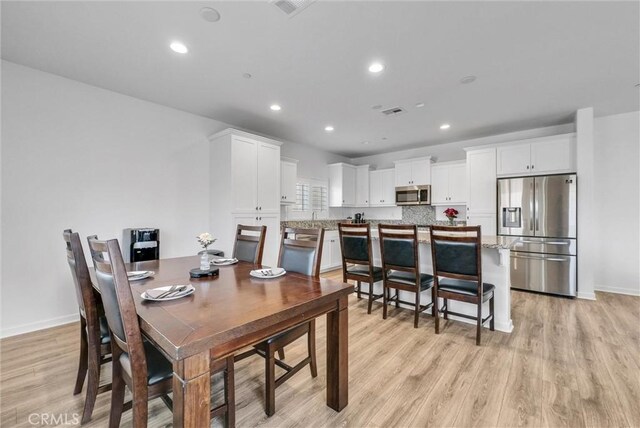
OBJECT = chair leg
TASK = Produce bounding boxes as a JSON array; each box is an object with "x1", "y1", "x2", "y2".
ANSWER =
[
  {"x1": 490, "y1": 295, "x2": 495, "y2": 331},
  {"x1": 443, "y1": 298, "x2": 448, "y2": 320},
  {"x1": 74, "y1": 317, "x2": 88, "y2": 395},
  {"x1": 132, "y1": 393, "x2": 148, "y2": 428},
  {"x1": 476, "y1": 300, "x2": 482, "y2": 346},
  {"x1": 395, "y1": 290, "x2": 400, "y2": 308},
  {"x1": 414, "y1": 290, "x2": 420, "y2": 328},
  {"x1": 307, "y1": 320, "x2": 318, "y2": 378},
  {"x1": 80, "y1": 333, "x2": 102, "y2": 424},
  {"x1": 431, "y1": 287, "x2": 436, "y2": 317},
  {"x1": 367, "y1": 281, "x2": 374, "y2": 314},
  {"x1": 224, "y1": 356, "x2": 235, "y2": 428},
  {"x1": 265, "y1": 345, "x2": 276, "y2": 417},
  {"x1": 434, "y1": 289, "x2": 440, "y2": 334},
  {"x1": 382, "y1": 283, "x2": 388, "y2": 320},
  {"x1": 357, "y1": 281, "x2": 361, "y2": 299},
  {"x1": 277, "y1": 349, "x2": 285, "y2": 360},
  {"x1": 108, "y1": 355, "x2": 125, "y2": 428}
]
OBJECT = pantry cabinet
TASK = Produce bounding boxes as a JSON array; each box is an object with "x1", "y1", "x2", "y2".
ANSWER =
[
  {"x1": 465, "y1": 147, "x2": 496, "y2": 235},
  {"x1": 394, "y1": 157, "x2": 432, "y2": 186},
  {"x1": 280, "y1": 159, "x2": 297, "y2": 204},
  {"x1": 431, "y1": 161, "x2": 466, "y2": 205},
  {"x1": 497, "y1": 134, "x2": 576, "y2": 176},
  {"x1": 209, "y1": 128, "x2": 282, "y2": 268},
  {"x1": 369, "y1": 169, "x2": 395, "y2": 207},
  {"x1": 328, "y1": 163, "x2": 356, "y2": 207}
]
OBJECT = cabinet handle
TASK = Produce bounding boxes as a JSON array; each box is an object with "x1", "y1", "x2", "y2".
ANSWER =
[
  {"x1": 256, "y1": 217, "x2": 259, "y2": 220},
  {"x1": 255, "y1": 206, "x2": 259, "y2": 210},
  {"x1": 259, "y1": 206, "x2": 262, "y2": 210},
  {"x1": 531, "y1": 165, "x2": 535, "y2": 170},
  {"x1": 259, "y1": 217, "x2": 262, "y2": 220},
  {"x1": 526, "y1": 165, "x2": 529, "y2": 170}
]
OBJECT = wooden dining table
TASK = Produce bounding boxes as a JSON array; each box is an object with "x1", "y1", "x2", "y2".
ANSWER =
[{"x1": 92, "y1": 255, "x2": 353, "y2": 427}]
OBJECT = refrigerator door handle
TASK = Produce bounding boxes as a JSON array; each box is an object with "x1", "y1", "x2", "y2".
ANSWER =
[{"x1": 512, "y1": 254, "x2": 570, "y2": 262}]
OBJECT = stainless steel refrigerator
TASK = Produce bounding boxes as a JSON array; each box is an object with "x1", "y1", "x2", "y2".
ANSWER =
[{"x1": 498, "y1": 174, "x2": 577, "y2": 297}]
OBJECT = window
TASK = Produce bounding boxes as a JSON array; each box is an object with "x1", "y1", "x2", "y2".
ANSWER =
[
  {"x1": 294, "y1": 182, "x2": 310, "y2": 211},
  {"x1": 292, "y1": 179, "x2": 328, "y2": 213}
]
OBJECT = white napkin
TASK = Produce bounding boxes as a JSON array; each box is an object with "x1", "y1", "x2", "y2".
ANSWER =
[{"x1": 145, "y1": 285, "x2": 189, "y2": 299}]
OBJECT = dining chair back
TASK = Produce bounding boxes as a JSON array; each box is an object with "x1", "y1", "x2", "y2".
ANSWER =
[
  {"x1": 233, "y1": 224, "x2": 267, "y2": 264},
  {"x1": 278, "y1": 227, "x2": 324, "y2": 277},
  {"x1": 87, "y1": 237, "x2": 173, "y2": 428},
  {"x1": 63, "y1": 229, "x2": 111, "y2": 424},
  {"x1": 338, "y1": 223, "x2": 384, "y2": 314},
  {"x1": 378, "y1": 224, "x2": 435, "y2": 328},
  {"x1": 429, "y1": 225, "x2": 495, "y2": 345}
]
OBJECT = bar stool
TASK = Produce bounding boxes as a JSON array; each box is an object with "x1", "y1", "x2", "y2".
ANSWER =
[
  {"x1": 337, "y1": 223, "x2": 384, "y2": 314},
  {"x1": 429, "y1": 225, "x2": 495, "y2": 345},
  {"x1": 378, "y1": 224, "x2": 435, "y2": 328}
]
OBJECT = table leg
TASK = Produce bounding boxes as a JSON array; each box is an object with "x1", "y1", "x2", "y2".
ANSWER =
[
  {"x1": 173, "y1": 352, "x2": 211, "y2": 428},
  {"x1": 326, "y1": 295, "x2": 348, "y2": 411}
]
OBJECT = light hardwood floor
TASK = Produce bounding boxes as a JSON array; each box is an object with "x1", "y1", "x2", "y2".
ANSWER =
[{"x1": 1, "y1": 269, "x2": 639, "y2": 427}]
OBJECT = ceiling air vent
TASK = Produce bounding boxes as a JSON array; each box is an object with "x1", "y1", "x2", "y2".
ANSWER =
[
  {"x1": 381, "y1": 107, "x2": 406, "y2": 116},
  {"x1": 271, "y1": 0, "x2": 316, "y2": 18}
]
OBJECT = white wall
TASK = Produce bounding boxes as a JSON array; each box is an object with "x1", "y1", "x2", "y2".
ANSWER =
[
  {"x1": 0, "y1": 61, "x2": 231, "y2": 336},
  {"x1": 593, "y1": 111, "x2": 640, "y2": 295}
]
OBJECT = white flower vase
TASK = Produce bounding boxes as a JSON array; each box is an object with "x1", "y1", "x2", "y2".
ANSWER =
[{"x1": 200, "y1": 250, "x2": 210, "y2": 271}]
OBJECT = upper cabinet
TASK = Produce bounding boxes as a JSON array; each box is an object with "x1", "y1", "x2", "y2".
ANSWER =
[
  {"x1": 465, "y1": 147, "x2": 497, "y2": 235},
  {"x1": 328, "y1": 163, "x2": 356, "y2": 207},
  {"x1": 355, "y1": 165, "x2": 370, "y2": 207},
  {"x1": 370, "y1": 169, "x2": 395, "y2": 207},
  {"x1": 431, "y1": 161, "x2": 467, "y2": 205},
  {"x1": 497, "y1": 134, "x2": 576, "y2": 177},
  {"x1": 394, "y1": 157, "x2": 432, "y2": 186},
  {"x1": 280, "y1": 159, "x2": 298, "y2": 204}
]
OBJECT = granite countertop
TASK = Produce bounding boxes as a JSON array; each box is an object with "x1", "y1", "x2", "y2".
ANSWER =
[
  {"x1": 369, "y1": 230, "x2": 516, "y2": 250},
  {"x1": 280, "y1": 219, "x2": 464, "y2": 232}
]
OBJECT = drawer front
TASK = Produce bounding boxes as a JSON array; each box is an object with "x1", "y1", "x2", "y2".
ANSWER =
[{"x1": 511, "y1": 252, "x2": 576, "y2": 296}]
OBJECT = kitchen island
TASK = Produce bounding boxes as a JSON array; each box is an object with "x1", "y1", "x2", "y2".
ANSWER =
[{"x1": 369, "y1": 230, "x2": 515, "y2": 333}]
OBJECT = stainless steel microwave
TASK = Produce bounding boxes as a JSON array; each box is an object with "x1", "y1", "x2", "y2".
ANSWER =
[{"x1": 395, "y1": 185, "x2": 431, "y2": 205}]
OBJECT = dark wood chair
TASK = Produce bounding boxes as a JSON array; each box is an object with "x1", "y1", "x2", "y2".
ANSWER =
[
  {"x1": 232, "y1": 224, "x2": 267, "y2": 264},
  {"x1": 63, "y1": 229, "x2": 112, "y2": 424},
  {"x1": 429, "y1": 225, "x2": 495, "y2": 345},
  {"x1": 236, "y1": 227, "x2": 324, "y2": 416},
  {"x1": 338, "y1": 223, "x2": 384, "y2": 314},
  {"x1": 88, "y1": 237, "x2": 173, "y2": 428},
  {"x1": 378, "y1": 224, "x2": 435, "y2": 328}
]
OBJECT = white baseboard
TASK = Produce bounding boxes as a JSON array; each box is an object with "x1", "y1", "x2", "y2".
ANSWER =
[
  {"x1": 1, "y1": 313, "x2": 79, "y2": 339},
  {"x1": 577, "y1": 291, "x2": 597, "y2": 300},
  {"x1": 594, "y1": 285, "x2": 640, "y2": 297}
]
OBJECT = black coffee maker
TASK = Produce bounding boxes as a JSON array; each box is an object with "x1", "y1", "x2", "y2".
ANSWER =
[
  {"x1": 354, "y1": 213, "x2": 365, "y2": 224},
  {"x1": 123, "y1": 228, "x2": 159, "y2": 262}
]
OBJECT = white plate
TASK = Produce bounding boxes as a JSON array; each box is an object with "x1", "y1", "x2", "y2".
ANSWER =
[
  {"x1": 141, "y1": 285, "x2": 195, "y2": 301},
  {"x1": 211, "y1": 258, "x2": 238, "y2": 266},
  {"x1": 127, "y1": 270, "x2": 154, "y2": 281},
  {"x1": 250, "y1": 268, "x2": 286, "y2": 279}
]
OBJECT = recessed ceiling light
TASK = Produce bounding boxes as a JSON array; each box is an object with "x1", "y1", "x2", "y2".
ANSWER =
[
  {"x1": 368, "y1": 62, "x2": 384, "y2": 73},
  {"x1": 270, "y1": 104, "x2": 282, "y2": 111},
  {"x1": 381, "y1": 137, "x2": 388, "y2": 140},
  {"x1": 200, "y1": 7, "x2": 221, "y2": 22},
  {"x1": 415, "y1": 102, "x2": 425, "y2": 108},
  {"x1": 169, "y1": 41, "x2": 188, "y2": 54},
  {"x1": 636, "y1": 83, "x2": 640, "y2": 88},
  {"x1": 362, "y1": 141, "x2": 369, "y2": 145},
  {"x1": 460, "y1": 75, "x2": 477, "y2": 84},
  {"x1": 243, "y1": 73, "x2": 252, "y2": 79},
  {"x1": 372, "y1": 105, "x2": 383, "y2": 110},
  {"x1": 324, "y1": 125, "x2": 334, "y2": 132},
  {"x1": 440, "y1": 123, "x2": 451, "y2": 130}
]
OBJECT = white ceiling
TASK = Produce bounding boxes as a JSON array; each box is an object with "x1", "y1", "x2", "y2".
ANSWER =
[{"x1": 2, "y1": 1, "x2": 639, "y2": 157}]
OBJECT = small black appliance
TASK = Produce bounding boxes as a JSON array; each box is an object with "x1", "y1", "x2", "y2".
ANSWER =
[{"x1": 123, "y1": 228, "x2": 159, "y2": 263}]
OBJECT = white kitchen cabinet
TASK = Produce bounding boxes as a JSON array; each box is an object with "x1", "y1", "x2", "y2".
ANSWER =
[
  {"x1": 394, "y1": 157, "x2": 432, "y2": 186},
  {"x1": 430, "y1": 161, "x2": 467, "y2": 205},
  {"x1": 467, "y1": 214, "x2": 496, "y2": 236},
  {"x1": 370, "y1": 169, "x2": 395, "y2": 207},
  {"x1": 466, "y1": 147, "x2": 496, "y2": 216},
  {"x1": 355, "y1": 165, "x2": 370, "y2": 206},
  {"x1": 321, "y1": 230, "x2": 342, "y2": 272},
  {"x1": 209, "y1": 128, "x2": 282, "y2": 267},
  {"x1": 280, "y1": 159, "x2": 297, "y2": 204},
  {"x1": 497, "y1": 134, "x2": 576, "y2": 177},
  {"x1": 328, "y1": 163, "x2": 356, "y2": 207}
]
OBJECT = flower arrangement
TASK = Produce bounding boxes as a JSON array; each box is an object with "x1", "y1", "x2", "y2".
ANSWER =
[
  {"x1": 197, "y1": 232, "x2": 216, "y2": 250},
  {"x1": 444, "y1": 208, "x2": 459, "y2": 226}
]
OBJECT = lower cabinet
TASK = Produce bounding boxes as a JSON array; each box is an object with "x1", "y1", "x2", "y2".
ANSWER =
[{"x1": 321, "y1": 230, "x2": 342, "y2": 272}]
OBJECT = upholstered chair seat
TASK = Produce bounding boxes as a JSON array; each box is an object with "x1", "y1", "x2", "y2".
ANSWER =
[
  {"x1": 345, "y1": 265, "x2": 383, "y2": 281},
  {"x1": 118, "y1": 340, "x2": 173, "y2": 386},
  {"x1": 438, "y1": 279, "x2": 495, "y2": 297},
  {"x1": 386, "y1": 271, "x2": 434, "y2": 289}
]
